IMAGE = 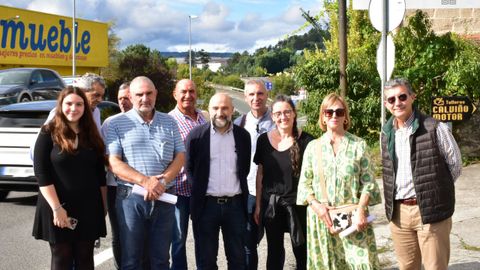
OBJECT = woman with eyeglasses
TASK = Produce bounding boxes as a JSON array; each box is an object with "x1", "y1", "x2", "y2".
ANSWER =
[
  {"x1": 296, "y1": 93, "x2": 381, "y2": 269},
  {"x1": 32, "y1": 87, "x2": 107, "y2": 270},
  {"x1": 253, "y1": 95, "x2": 314, "y2": 270}
]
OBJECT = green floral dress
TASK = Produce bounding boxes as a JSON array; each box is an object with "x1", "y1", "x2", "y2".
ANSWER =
[{"x1": 296, "y1": 132, "x2": 382, "y2": 270}]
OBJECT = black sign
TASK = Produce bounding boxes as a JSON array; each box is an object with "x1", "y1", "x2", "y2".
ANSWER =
[{"x1": 432, "y1": 96, "x2": 477, "y2": 122}]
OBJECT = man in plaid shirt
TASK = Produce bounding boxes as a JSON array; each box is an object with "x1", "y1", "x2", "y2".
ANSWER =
[{"x1": 168, "y1": 79, "x2": 207, "y2": 270}]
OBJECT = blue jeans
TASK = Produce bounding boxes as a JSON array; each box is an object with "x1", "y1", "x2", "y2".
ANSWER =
[
  {"x1": 192, "y1": 195, "x2": 246, "y2": 270},
  {"x1": 170, "y1": 195, "x2": 190, "y2": 270},
  {"x1": 116, "y1": 185, "x2": 175, "y2": 270},
  {"x1": 245, "y1": 194, "x2": 258, "y2": 270}
]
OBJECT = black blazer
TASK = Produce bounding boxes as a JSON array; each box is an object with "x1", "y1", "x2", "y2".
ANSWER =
[{"x1": 186, "y1": 123, "x2": 251, "y2": 222}]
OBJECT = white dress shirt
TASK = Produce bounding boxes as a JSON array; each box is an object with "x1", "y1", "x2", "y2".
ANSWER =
[{"x1": 207, "y1": 124, "x2": 241, "y2": 197}]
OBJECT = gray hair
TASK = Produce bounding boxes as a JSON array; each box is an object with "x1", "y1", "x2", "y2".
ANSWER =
[
  {"x1": 119, "y1": 82, "x2": 130, "y2": 91},
  {"x1": 73, "y1": 73, "x2": 106, "y2": 91},
  {"x1": 384, "y1": 78, "x2": 415, "y2": 95},
  {"x1": 244, "y1": 79, "x2": 266, "y2": 93}
]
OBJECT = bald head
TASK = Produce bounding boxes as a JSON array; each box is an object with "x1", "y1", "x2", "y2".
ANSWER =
[
  {"x1": 209, "y1": 93, "x2": 234, "y2": 132},
  {"x1": 174, "y1": 79, "x2": 197, "y2": 116},
  {"x1": 131, "y1": 76, "x2": 155, "y2": 90},
  {"x1": 130, "y1": 76, "x2": 157, "y2": 119}
]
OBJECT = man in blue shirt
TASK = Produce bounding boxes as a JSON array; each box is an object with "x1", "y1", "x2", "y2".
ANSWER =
[
  {"x1": 106, "y1": 76, "x2": 185, "y2": 270},
  {"x1": 101, "y1": 82, "x2": 132, "y2": 269}
]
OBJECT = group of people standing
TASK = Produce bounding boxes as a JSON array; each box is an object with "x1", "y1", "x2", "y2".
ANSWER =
[{"x1": 31, "y1": 74, "x2": 462, "y2": 270}]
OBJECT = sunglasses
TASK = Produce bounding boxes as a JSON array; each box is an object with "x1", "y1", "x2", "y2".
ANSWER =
[
  {"x1": 323, "y1": 108, "x2": 345, "y2": 118},
  {"x1": 386, "y1": 93, "x2": 408, "y2": 104}
]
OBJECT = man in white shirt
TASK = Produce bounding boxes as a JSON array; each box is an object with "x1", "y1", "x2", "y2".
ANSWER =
[
  {"x1": 186, "y1": 93, "x2": 251, "y2": 270},
  {"x1": 233, "y1": 80, "x2": 275, "y2": 269}
]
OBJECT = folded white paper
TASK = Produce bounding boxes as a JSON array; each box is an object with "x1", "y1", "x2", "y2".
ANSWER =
[
  {"x1": 339, "y1": 215, "x2": 376, "y2": 238},
  {"x1": 132, "y1": 184, "x2": 178, "y2": 204}
]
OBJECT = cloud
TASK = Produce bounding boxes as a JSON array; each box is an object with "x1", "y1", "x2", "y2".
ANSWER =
[
  {"x1": 26, "y1": 1, "x2": 71, "y2": 16},
  {"x1": 2, "y1": 0, "x2": 324, "y2": 52},
  {"x1": 196, "y1": 2, "x2": 235, "y2": 32}
]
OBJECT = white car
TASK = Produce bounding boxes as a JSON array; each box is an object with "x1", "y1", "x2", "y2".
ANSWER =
[
  {"x1": 61, "y1": 75, "x2": 81, "y2": 87},
  {"x1": 0, "y1": 100, "x2": 120, "y2": 200}
]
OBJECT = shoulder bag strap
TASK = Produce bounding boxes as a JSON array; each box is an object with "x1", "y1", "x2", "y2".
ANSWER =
[
  {"x1": 316, "y1": 139, "x2": 329, "y2": 205},
  {"x1": 240, "y1": 114, "x2": 247, "y2": 128}
]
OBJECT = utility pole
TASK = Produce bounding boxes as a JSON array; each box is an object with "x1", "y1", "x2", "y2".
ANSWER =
[
  {"x1": 301, "y1": 5, "x2": 348, "y2": 98},
  {"x1": 300, "y1": 8, "x2": 322, "y2": 31},
  {"x1": 338, "y1": 0, "x2": 348, "y2": 97}
]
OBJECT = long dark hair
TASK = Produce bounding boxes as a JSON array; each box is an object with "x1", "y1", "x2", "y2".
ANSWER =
[
  {"x1": 45, "y1": 86, "x2": 105, "y2": 159},
  {"x1": 271, "y1": 95, "x2": 301, "y2": 178}
]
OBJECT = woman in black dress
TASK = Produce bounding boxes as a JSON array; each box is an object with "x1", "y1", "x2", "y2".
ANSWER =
[
  {"x1": 33, "y1": 86, "x2": 107, "y2": 270},
  {"x1": 253, "y1": 95, "x2": 314, "y2": 270}
]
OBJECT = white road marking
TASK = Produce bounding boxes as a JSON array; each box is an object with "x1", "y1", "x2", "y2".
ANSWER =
[{"x1": 94, "y1": 247, "x2": 113, "y2": 267}]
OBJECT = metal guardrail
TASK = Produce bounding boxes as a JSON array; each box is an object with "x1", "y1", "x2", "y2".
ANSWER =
[{"x1": 207, "y1": 83, "x2": 244, "y2": 93}]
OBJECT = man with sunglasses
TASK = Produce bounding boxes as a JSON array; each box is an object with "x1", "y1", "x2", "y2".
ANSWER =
[{"x1": 381, "y1": 78, "x2": 462, "y2": 270}]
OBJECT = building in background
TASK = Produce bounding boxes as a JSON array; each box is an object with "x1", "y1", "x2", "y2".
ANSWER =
[
  {"x1": 408, "y1": 8, "x2": 480, "y2": 43},
  {"x1": 0, "y1": 5, "x2": 108, "y2": 76}
]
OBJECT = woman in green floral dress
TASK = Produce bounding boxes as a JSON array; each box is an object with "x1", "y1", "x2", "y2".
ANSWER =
[{"x1": 297, "y1": 93, "x2": 382, "y2": 270}]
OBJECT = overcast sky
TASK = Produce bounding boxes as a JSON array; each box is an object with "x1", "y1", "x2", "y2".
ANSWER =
[{"x1": 1, "y1": 0, "x2": 324, "y2": 53}]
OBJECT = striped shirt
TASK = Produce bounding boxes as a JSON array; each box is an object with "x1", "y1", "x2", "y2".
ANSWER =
[
  {"x1": 106, "y1": 109, "x2": 185, "y2": 188},
  {"x1": 168, "y1": 106, "x2": 207, "y2": 196},
  {"x1": 101, "y1": 113, "x2": 124, "y2": 186},
  {"x1": 394, "y1": 112, "x2": 462, "y2": 200}
]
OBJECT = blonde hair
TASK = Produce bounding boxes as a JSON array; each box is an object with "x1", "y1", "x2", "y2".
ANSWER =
[{"x1": 318, "y1": 93, "x2": 351, "y2": 131}]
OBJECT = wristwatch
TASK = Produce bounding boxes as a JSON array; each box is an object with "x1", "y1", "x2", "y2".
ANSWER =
[{"x1": 159, "y1": 178, "x2": 167, "y2": 187}]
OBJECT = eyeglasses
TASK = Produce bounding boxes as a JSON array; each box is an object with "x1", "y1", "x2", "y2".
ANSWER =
[
  {"x1": 272, "y1": 110, "x2": 293, "y2": 118},
  {"x1": 323, "y1": 108, "x2": 345, "y2": 118},
  {"x1": 386, "y1": 93, "x2": 408, "y2": 104}
]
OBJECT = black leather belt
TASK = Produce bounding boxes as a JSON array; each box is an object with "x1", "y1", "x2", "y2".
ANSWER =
[
  {"x1": 396, "y1": 198, "x2": 417, "y2": 205},
  {"x1": 207, "y1": 195, "x2": 241, "y2": 204}
]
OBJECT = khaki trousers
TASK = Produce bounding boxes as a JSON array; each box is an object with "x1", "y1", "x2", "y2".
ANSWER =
[{"x1": 389, "y1": 202, "x2": 452, "y2": 270}]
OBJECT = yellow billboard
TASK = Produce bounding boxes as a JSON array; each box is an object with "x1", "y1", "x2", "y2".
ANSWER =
[{"x1": 0, "y1": 5, "x2": 108, "y2": 68}]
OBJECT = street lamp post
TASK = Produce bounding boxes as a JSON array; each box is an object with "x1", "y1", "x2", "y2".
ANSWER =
[
  {"x1": 72, "y1": 0, "x2": 76, "y2": 77},
  {"x1": 188, "y1": 15, "x2": 197, "y2": 80}
]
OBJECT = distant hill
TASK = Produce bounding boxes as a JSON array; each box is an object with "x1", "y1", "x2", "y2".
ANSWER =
[{"x1": 160, "y1": 52, "x2": 234, "y2": 58}]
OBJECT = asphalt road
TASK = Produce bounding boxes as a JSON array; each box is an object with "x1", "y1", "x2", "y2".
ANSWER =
[
  {"x1": 0, "y1": 191, "x2": 115, "y2": 270},
  {"x1": 3, "y1": 164, "x2": 479, "y2": 269},
  {"x1": 0, "y1": 191, "x2": 295, "y2": 270}
]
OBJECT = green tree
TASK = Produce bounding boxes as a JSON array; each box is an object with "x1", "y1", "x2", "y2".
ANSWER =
[
  {"x1": 184, "y1": 50, "x2": 197, "y2": 67},
  {"x1": 270, "y1": 73, "x2": 296, "y2": 97},
  {"x1": 101, "y1": 22, "x2": 122, "y2": 100},
  {"x1": 165, "y1": 58, "x2": 178, "y2": 73},
  {"x1": 115, "y1": 44, "x2": 175, "y2": 111},
  {"x1": 295, "y1": 2, "x2": 380, "y2": 142},
  {"x1": 211, "y1": 74, "x2": 245, "y2": 89},
  {"x1": 394, "y1": 12, "x2": 480, "y2": 112},
  {"x1": 197, "y1": 49, "x2": 211, "y2": 69},
  {"x1": 295, "y1": 5, "x2": 480, "y2": 144}
]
